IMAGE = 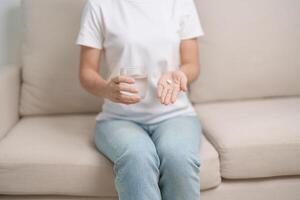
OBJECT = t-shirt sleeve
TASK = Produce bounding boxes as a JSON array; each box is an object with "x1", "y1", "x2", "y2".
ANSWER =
[
  {"x1": 179, "y1": 0, "x2": 205, "y2": 40},
  {"x1": 75, "y1": 0, "x2": 104, "y2": 49}
]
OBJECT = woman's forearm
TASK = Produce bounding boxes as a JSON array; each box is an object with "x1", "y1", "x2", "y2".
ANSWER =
[
  {"x1": 179, "y1": 63, "x2": 200, "y2": 84},
  {"x1": 79, "y1": 68, "x2": 108, "y2": 97}
]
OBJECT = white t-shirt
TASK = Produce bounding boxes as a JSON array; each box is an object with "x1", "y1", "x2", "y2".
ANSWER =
[{"x1": 75, "y1": 0, "x2": 205, "y2": 124}]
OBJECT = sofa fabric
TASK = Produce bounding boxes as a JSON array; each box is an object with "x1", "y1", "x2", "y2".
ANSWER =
[
  {"x1": 201, "y1": 175, "x2": 300, "y2": 200},
  {"x1": 0, "y1": 66, "x2": 21, "y2": 141},
  {"x1": 189, "y1": 0, "x2": 300, "y2": 103},
  {"x1": 19, "y1": 0, "x2": 300, "y2": 116},
  {"x1": 0, "y1": 114, "x2": 220, "y2": 196},
  {"x1": 194, "y1": 97, "x2": 300, "y2": 179},
  {"x1": 20, "y1": 0, "x2": 108, "y2": 116},
  {"x1": 1, "y1": 0, "x2": 299, "y2": 199},
  {"x1": 1, "y1": 176, "x2": 300, "y2": 200}
]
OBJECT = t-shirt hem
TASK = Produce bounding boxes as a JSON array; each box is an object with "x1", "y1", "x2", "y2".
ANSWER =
[
  {"x1": 75, "y1": 34, "x2": 103, "y2": 50},
  {"x1": 180, "y1": 31, "x2": 205, "y2": 40},
  {"x1": 95, "y1": 109, "x2": 198, "y2": 125}
]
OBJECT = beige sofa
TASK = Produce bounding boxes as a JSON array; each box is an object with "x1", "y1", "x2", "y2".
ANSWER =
[{"x1": 0, "y1": 0, "x2": 300, "y2": 199}]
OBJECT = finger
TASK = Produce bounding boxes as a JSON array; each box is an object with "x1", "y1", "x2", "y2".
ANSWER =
[
  {"x1": 112, "y1": 75, "x2": 135, "y2": 84},
  {"x1": 160, "y1": 86, "x2": 169, "y2": 104},
  {"x1": 171, "y1": 85, "x2": 180, "y2": 103},
  {"x1": 117, "y1": 94, "x2": 141, "y2": 104},
  {"x1": 180, "y1": 76, "x2": 188, "y2": 91},
  {"x1": 164, "y1": 88, "x2": 173, "y2": 105},
  {"x1": 118, "y1": 83, "x2": 139, "y2": 94},
  {"x1": 162, "y1": 87, "x2": 170, "y2": 103},
  {"x1": 157, "y1": 82, "x2": 164, "y2": 98}
]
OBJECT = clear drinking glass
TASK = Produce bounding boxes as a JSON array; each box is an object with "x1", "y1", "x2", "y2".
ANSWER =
[{"x1": 119, "y1": 66, "x2": 149, "y2": 99}]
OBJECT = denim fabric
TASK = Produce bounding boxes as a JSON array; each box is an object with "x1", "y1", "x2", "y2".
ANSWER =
[{"x1": 94, "y1": 115, "x2": 203, "y2": 200}]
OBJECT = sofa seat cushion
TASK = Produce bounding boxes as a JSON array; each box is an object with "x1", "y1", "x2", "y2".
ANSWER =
[
  {"x1": 0, "y1": 114, "x2": 221, "y2": 196},
  {"x1": 194, "y1": 97, "x2": 300, "y2": 179}
]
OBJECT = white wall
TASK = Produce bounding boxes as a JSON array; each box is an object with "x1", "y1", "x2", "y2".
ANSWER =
[{"x1": 0, "y1": 0, "x2": 21, "y2": 67}]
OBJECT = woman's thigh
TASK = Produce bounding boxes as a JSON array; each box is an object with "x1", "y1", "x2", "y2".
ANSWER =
[
  {"x1": 149, "y1": 115, "x2": 203, "y2": 200},
  {"x1": 94, "y1": 119, "x2": 157, "y2": 164},
  {"x1": 150, "y1": 115, "x2": 203, "y2": 159}
]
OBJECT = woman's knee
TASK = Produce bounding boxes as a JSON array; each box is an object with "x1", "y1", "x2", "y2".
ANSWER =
[
  {"x1": 157, "y1": 145, "x2": 201, "y2": 174},
  {"x1": 114, "y1": 141, "x2": 160, "y2": 171}
]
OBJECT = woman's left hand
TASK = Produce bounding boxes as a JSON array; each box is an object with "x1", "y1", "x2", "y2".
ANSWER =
[{"x1": 157, "y1": 69, "x2": 188, "y2": 105}]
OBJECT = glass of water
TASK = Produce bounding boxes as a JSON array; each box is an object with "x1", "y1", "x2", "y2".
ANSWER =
[{"x1": 119, "y1": 66, "x2": 149, "y2": 99}]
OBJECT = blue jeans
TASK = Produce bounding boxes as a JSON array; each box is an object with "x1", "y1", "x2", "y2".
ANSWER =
[{"x1": 94, "y1": 115, "x2": 203, "y2": 200}]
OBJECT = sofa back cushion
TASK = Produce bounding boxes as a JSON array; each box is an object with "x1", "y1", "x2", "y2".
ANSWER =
[
  {"x1": 20, "y1": 0, "x2": 300, "y2": 116},
  {"x1": 20, "y1": 0, "x2": 108, "y2": 116},
  {"x1": 189, "y1": 0, "x2": 300, "y2": 103}
]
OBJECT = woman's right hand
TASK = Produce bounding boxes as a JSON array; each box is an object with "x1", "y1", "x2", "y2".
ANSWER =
[{"x1": 102, "y1": 75, "x2": 141, "y2": 105}]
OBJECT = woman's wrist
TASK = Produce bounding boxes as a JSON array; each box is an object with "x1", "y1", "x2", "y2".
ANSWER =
[
  {"x1": 80, "y1": 68, "x2": 109, "y2": 98},
  {"x1": 178, "y1": 64, "x2": 200, "y2": 84},
  {"x1": 177, "y1": 67, "x2": 189, "y2": 83}
]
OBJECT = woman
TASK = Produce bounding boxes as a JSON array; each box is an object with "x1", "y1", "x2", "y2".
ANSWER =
[{"x1": 75, "y1": 0, "x2": 205, "y2": 199}]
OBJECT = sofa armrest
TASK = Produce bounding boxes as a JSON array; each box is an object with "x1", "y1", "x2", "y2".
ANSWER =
[{"x1": 0, "y1": 65, "x2": 21, "y2": 141}]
